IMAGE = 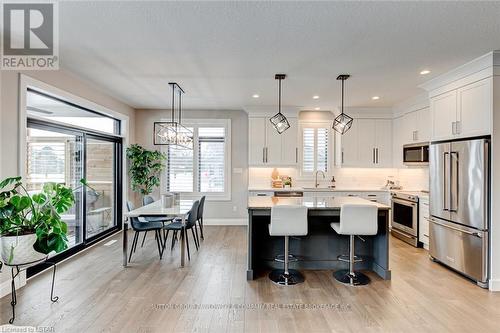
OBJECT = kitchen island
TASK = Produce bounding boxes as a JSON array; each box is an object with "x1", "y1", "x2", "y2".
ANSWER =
[{"x1": 247, "y1": 196, "x2": 391, "y2": 280}]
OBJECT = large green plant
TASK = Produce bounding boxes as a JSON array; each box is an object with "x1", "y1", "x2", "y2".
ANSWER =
[
  {"x1": 0, "y1": 177, "x2": 89, "y2": 257},
  {"x1": 126, "y1": 144, "x2": 166, "y2": 196}
]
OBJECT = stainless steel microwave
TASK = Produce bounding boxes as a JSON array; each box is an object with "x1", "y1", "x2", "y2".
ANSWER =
[{"x1": 403, "y1": 142, "x2": 429, "y2": 165}]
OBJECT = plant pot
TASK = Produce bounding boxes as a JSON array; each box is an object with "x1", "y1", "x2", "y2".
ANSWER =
[{"x1": 1, "y1": 234, "x2": 47, "y2": 266}]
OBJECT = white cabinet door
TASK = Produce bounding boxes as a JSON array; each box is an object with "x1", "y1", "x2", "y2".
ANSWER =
[
  {"x1": 357, "y1": 119, "x2": 376, "y2": 167},
  {"x1": 375, "y1": 119, "x2": 392, "y2": 167},
  {"x1": 401, "y1": 111, "x2": 417, "y2": 143},
  {"x1": 248, "y1": 117, "x2": 266, "y2": 165},
  {"x1": 392, "y1": 116, "x2": 404, "y2": 168},
  {"x1": 419, "y1": 199, "x2": 430, "y2": 248},
  {"x1": 265, "y1": 119, "x2": 283, "y2": 165},
  {"x1": 431, "y1": 91, "x2": 457, "y2": 141},
  {"x1": 281, "y1": 117, "x2": 298, "y2": 165},
  {"x1": 416, "y1": 107, "x2": 430, "y2": 142},
  {"x1": 457, "y1": 78, "x2": 492, "y2": 138},
  {"x1": 341, "y1": 120, "x2": 358, "y2": 167}
]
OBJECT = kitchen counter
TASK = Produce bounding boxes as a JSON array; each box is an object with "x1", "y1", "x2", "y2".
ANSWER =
[
  {"x1": 248, "y1": 195, "x2": 390, "y2": 210},
  {"x1": 248, "y1": 186, "x2": 389, "y2": 192},
  {"x1": 246, "y1": 195, "x2": 391, "y2": 281}
]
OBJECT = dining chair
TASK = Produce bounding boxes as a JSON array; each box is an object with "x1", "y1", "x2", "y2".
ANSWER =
[
  {"x1": 197, "y1": 196, "x2": 206, "y2": 240},
  {"x1": 126, "y1": 201, "x2": 165, "y2": 262},
  {"x1": 140, "y1": 195, "x2": 173, "y2": 247},
  {"x1": 162, "y1": 200, "x2": 200, "y2": 260}
]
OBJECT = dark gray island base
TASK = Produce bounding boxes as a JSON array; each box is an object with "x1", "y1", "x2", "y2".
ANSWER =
[{"x1": 246, "y1": 196, "x2": 391, "y2": 281}]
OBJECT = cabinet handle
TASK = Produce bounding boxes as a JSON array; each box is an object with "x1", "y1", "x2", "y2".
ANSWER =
[
  {"x1": 376, "y1": 148, "x2": 379, "y2": 164},
  {"x1": 452, "y1": 121, "x2": 456, "y2": 135},
  {"x1": 412, "y1": 131, "x2": 415, "y2": 141},
  {"x1": 295, "y1": 147, "x2": 298, "y2": 163},
  {"x1": 415, "y1": 130, "x2": 418, "y2": 141},
  {"x1": 341, "y1": 151, "x2": 344, "y2": 164},
  {"x1": 263, "y1": 147, "x2": 266, "y2": 163},
  {"x1": 373, "y1": 148, "x2": 375, "y2": 164},
  {"x1": 265, "y1": 147, "x2": 268, "y2": 163},
  {"x1": 456, "y1": 121, "x2": 461, "y2": 134}
]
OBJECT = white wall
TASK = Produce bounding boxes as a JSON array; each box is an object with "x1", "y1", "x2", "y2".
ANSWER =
[{"x1": 134, "y1": 109, "x2": 248, "y2": 222}]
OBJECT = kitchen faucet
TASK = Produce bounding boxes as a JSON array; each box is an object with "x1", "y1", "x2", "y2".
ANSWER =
[{"x1": 315, "y1": 170, "x2": 326, "y2": 188}]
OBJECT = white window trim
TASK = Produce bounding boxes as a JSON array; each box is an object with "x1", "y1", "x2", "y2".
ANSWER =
[
  {"x1": 298, "y1": 121, "x2": 334, "y2": 179},
  {"x1": 160, "y1": 118, "x2": 232, "y2": 201},
  {"x1": 19, "y1": 74, "x2": 130, "y2": 211}
]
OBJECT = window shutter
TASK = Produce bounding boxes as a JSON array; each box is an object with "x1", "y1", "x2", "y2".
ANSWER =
[
  {"x1": 302, "y1": 128, "x2": 315, "y2": 172},
  {"x1": 167, "y1": 146, "x2": 194, "y2": 192},
  {"x1": 198, "y1": 127, "x2": 225, "y2": 192},
  {"x1": 27, "y1": 141, "x2": 66, "y2": 183},
  {"x1": 317, "y1": 128, "x2": 328, "y2": 172}
]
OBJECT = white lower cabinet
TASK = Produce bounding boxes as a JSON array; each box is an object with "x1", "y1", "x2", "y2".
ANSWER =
[{"x1": 419, "y1": 198, "x2": 430, "y2": 249}]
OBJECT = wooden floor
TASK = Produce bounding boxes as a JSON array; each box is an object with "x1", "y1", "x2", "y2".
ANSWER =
[{"x1": 1, "y1": 226, "x2": 500, "y2": 332}]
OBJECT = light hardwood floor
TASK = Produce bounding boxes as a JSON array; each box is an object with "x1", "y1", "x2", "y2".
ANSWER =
[{"x1": 1, "y1": 226, "x2": 500, "y2": 332}]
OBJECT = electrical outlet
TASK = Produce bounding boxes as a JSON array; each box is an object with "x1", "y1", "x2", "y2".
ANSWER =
[{"x1": 232, "y1": 206, "x2": 237, "y2": 212}]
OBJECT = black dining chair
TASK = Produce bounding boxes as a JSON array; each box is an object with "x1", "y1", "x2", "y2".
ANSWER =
[
  {"x1": 140, "y1": 195, "x2": 173, "y2": 247},
  {"x1": 162, "y1": 200, "x2": 200, "y2": 260},
  {"x1": 197, "y1": 196, "x2": 206, "y2": 241},
  {"x1": 126, "y1": 201, "x2": 165, "y2": 262}
]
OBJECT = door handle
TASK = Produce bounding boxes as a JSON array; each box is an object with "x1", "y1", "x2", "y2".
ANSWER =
[
  {"x1": 443, "y1": 152, "x2": 449, "y2": 211},
  {"x1": 429, "y1": 218, "x2": 481, "y2": 237},
  {"x1": 450, "y1": 151, "x2": 459, "y2": 212}
]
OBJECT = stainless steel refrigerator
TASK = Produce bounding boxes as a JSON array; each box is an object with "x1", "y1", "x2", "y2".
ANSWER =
[{"x1": 429, "y1": 138, "x2": 489, "y2": 287}]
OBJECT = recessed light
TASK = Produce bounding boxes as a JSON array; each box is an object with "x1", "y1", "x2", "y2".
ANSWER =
[
  {"x1": 314, "y1": 107, "x2": 321, "y2": 110},
  {"x1": 313, "y1": 95, "x2": 320, "y2": 99},
  {"x1": 420, "y1": 70, "x2": 431, "y2": 75},
  {"x1": 252, "y1": 94, "x2": 259, "y2": 98},
  {"x1": 372, "y1": 96, "x2": 380, "y2": 100}
]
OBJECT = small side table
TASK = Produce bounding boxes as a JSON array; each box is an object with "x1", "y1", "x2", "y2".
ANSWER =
[{"x1": 0, "y1": 258, "x2": 59, "y2": 324}]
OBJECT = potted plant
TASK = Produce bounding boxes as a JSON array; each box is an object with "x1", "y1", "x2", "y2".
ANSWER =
[
  {"x1": 126, "y1": 144, "x2": 166, "y2": 198},
  {"x1": 0, "y1": 176, "x2": 87, "y2": 265}
]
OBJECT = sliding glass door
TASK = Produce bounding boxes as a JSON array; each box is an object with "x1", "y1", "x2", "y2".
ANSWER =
[{"x1": 25, "y1": 88, "x2": 123, "y2": 276}]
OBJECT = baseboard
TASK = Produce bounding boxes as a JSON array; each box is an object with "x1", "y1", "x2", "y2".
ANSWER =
[
  {"x1": 489, "y1": 278, "x2": 500, "y2": 291},
  {"x1": 0, "y1": 271, "x2": 26, "y2": 298},
  {"x1": 203, "y1": 218, "x2": 248, "y2": 226}
]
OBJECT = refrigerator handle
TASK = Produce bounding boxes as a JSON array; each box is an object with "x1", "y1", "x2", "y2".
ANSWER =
[
  {"x1": 443, "y1": 152, "x2": 449, "y2": 211},
  {"x1": 450, "y1": 151, "x2": 459, "y2": 212}
]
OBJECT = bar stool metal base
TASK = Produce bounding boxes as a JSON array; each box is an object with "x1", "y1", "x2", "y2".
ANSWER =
[
  {"x1": 334, "y1": 269, "x2": 370, "y2": 286},
  {"x1": 269, "y1": 269, "x2": 304, "y2": 286}
]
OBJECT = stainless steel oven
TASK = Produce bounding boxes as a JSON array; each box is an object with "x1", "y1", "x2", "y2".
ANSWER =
[{"x1": 391, "y1": 192, "x2": 419, "y2": 247}]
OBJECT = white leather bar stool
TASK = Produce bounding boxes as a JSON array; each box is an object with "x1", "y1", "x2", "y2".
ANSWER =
[
  {"x1": 331, "y1": 203, "x2": 378, "y2": 286},
  {"x1": 269, "y1": 205, "x2": 308, "y2": 286}
]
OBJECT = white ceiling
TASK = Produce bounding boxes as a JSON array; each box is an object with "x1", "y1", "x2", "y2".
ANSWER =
[{"x1": 59, "y1": 1, "x2": 500, "y2": 111}]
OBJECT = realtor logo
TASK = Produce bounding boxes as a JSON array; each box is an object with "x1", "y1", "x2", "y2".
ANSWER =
[{"x1": 1, "y1": 2, "x2": 59, "y2": 70}]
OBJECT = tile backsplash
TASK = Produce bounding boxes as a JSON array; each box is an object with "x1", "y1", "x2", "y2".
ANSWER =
[{"x1": 249, "y1": 167, "x2": 429, "y2": 191}]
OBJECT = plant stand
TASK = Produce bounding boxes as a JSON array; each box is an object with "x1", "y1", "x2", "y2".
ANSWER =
[{"x1": 0, "y1": 258, "x2": 58, "y2": 324}]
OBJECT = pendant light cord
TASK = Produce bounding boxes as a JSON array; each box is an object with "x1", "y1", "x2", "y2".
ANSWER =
[
  {"x1": 341, "y1": 77, "x2": 344, "y2": 115},
  {"x1": 278, "y1": 77, "x2": 282, "y2": 114}
]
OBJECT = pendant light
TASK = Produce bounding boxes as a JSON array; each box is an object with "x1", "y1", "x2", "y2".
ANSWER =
[
  {"x1": 153, "y1": 82, "x2": 193, "y2": 149},
  {"x1": 270, "y1": 74, "x2": 290, "y2": 134},
  {"x1": 333, "y1": 74, "x2": 354, "y2": 135}
]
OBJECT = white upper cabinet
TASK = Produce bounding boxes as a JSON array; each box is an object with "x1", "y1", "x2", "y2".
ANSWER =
[
  {"x1": 417, "y1": 107, "x2": 431, "y2": 142},
  {"x1": 430, "y1": 90, "x2": 457, "y2": 140},
  {"x1": 457, "y1": 78, "x2": 492, "y2": 138},
  {"x1": 341, "y1": 118, "x2": 392, "y2": 168},
  {"x1": 430, "y1": 78, "x2": 492, "y2": 141},
  {"x1": 248, "y1": 117, "x2": 266, "y2": 165},
  {"x1": 281, "y1": 117, "x2": 299, "y2": 165},
  {"x1": 248, "y1": 116, "x2": 298, "y2": 166}
]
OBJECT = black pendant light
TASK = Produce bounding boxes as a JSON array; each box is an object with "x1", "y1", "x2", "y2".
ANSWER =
[
  {"x1": 270, "y1": 74, "x2": 290, "y2": 134},
  {"x1": 153, "y1": 82, "x2": 193, "y2": 149},
  {"x1": 333, "y1": 74, "x2": 353, "y2": 135}
]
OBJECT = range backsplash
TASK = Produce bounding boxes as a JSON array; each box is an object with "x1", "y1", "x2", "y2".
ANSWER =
[{"x1": 248, "y1": 167, "x2": 429, "y2": 191}]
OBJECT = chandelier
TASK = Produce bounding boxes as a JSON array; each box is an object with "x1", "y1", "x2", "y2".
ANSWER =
[{"x1": 153, "y1": 82, "x2": 193, "y2": 149}]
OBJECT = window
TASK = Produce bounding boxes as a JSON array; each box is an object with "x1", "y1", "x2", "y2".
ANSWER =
[
  {"x1": 165, "y1": 120, "x2": 231, "y2": 200},
  {"x1": 301, "y1": 123, "x2": 330, "y2": 176}
]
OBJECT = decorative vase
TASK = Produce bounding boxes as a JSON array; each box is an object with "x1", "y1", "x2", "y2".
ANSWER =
[{"x1": 0, "y1": 234, "x2": 47, "y2": 266}]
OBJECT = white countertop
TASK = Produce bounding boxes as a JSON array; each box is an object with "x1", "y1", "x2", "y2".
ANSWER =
[
  {"x1": 248, "y1": 196, "x2": 390, "y2": 210},
  {"x1": 248, "y1": 187, "x2": 389, "y2": 192}
]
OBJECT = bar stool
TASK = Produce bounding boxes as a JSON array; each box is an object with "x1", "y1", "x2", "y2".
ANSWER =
[
  {"x1": 268, "y1": 205, "x2": 308, "y2": 286},
  {"x1": 330, "y1": 203, "x2": 378, "y2": 286}
]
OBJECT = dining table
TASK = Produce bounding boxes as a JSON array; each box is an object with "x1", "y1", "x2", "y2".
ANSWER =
[{"x1": 123, "y1": 199, "x2": 193, "y2": 267}]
